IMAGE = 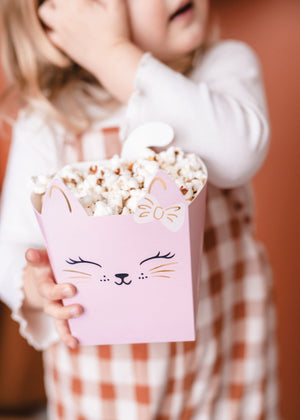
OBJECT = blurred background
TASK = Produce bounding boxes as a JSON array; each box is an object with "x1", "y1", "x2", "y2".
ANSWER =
[{"x1": 0, "y1": 0, "x2": 299, "y2": 419}]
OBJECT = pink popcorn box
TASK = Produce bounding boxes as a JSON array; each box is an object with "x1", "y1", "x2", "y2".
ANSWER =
[{"x1": 33, "y1": 170, "x2": 207, "y2": 346}]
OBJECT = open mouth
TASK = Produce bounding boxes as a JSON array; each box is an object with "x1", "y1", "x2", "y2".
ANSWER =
[{"x1": 169, "y1": 1, "x2": 194, "y2": 21}]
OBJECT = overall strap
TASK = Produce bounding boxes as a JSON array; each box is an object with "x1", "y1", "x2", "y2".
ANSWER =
[{"x1": 101, "y1": 127, "x2": 122, "y2": 159}]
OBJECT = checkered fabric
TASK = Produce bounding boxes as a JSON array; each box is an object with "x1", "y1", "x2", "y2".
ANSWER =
[{"x1": 42, "y1": 182, "x2": 280, "y2": 420}]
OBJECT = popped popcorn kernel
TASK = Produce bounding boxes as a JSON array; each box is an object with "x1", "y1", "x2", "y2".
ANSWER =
[{"x1": 31, "y1": 147, "x2": 207, "y2": 216}]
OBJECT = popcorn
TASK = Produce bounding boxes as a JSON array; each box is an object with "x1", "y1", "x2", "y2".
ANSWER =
[{"x1": 31, "y1": 147, "x2": 207, "y2": 216}]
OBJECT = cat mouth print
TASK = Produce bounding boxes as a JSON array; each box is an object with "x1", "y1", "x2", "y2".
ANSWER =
[
  {"x1": 63, "y1": 252, "x2": 178, "y2": 287},
  {"x1": 114, "y1": 273, "x2": 132, "y2": 286}
]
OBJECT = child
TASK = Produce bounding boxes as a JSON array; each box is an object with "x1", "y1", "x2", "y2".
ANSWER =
[{"x1": 0, "y1": 0, "x2": 280, "y2": 419}]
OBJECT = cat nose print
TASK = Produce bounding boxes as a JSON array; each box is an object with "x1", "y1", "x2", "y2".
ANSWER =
[
  {"x1": 114, "y1": 273, "x2": 132, "y2": 286},
  {"x1": 115, "y1": 273, "x2": 129, "y2": 281}
]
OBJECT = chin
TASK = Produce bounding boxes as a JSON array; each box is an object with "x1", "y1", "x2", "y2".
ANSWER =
[
  {"x1": 154, "y1": 29, "x2": 206, "y2": 62},
  {"x1": 176, "y1": 38, "x2": 205, "y2": 57},
  {"x1": 177, "y1": 25, "x2": 206, "y2": 53}
]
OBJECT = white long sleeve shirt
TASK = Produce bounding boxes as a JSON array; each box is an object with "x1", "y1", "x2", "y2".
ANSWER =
[{"x1": 0, "y1": 40, "x2": 270, "y2": 349}]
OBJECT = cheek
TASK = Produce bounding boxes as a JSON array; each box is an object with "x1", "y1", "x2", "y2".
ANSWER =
[{"x1": 127, "y1": 2, "x2": 166, "y2": 52}]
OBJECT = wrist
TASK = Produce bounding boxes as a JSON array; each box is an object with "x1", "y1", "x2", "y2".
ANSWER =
[{"x1": 94, "y1": 41, "x2": 144, "y2": 103}]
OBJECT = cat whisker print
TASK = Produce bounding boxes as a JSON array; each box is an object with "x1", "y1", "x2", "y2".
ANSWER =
[
  {"x1": 149, "y1": 262, "x2": 178, "y2": 271},
  {"x1": 63, "y1": 266, "x2": 97, "y2": 286},
  {"x1": 72, "y1": 279, "x2": 92, "y2": 285},
  {"x1": 63, "y1": 269, "x2": 92, "y2": 276},
  {"x1": 150, "y1": 270, "x2": 175, "y2": 274},
  {"x1": 64, "y1": 269, "x2": 92, "y2": 284},
  {"x1": 150, "y1": 269, "x2": 175, "y2": 279}
]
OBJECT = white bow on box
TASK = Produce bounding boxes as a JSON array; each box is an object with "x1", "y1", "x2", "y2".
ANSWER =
[{"x1": 134, "y1": 193, "x2": 185, "y2": 232}]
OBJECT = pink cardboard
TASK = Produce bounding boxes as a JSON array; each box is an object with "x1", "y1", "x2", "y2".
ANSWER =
[{"x1": 33, "y1": 170, "x2": 207, "y2": 346}]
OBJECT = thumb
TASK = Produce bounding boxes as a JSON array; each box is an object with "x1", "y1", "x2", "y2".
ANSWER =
[{"x1": 25, "y1": 248, "x2": 49, "y2": 265}]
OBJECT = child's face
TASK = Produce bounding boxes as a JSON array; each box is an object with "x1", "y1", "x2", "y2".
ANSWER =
[{"x1": 127, "y1": 0, "x2": 209, "y2": 62}]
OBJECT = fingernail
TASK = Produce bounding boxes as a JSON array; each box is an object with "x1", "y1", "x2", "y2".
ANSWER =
[
  {"x1": 68, "y1": 339, "x2": 78, "y2": 350},
  {"x1": 70, "y1": 307, "x2": 81, "y2": 317},
  {"x1": 62, "y1": 287, "x2": 73, "y2": 298},
  {"x1": 26, "y1": 249, "x2": 38, "y2": 262}
]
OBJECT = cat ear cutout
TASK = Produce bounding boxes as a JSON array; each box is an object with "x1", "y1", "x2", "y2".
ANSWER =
[
  {"x1": 39, "y1": 178, "x2": 87, "y2": 219},
  {"x1": 147, "y1": 170, "x2": 186, "y2": 206}
]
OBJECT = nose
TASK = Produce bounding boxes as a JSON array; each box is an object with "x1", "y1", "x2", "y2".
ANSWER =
[{"x1": 115, "y1": 273, "x2": 129, "y2": 281}]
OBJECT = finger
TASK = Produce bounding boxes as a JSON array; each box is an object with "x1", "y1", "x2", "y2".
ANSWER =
[
  {"x1": 38, "y1": 280, "x2": 76, "y2": 301},
  {"x1": 55, "y1": 319, "x2": 79, "y2": 349},
  {"x1": 38, "y1": 0, "x2": 56, "y2": 26},
  {"x1": 107, "y1": 0, "x2": 130, "y2": 36},
  {"x1": 47, "y1": 29, "x2": 64, "y2": 50},
  {"x1": 38, "y1": 0, "x2": 56, "y2": 20},
  {"x1": 25, "y1": 248, "x2": 49, "y2": 265},
  {"x1": 44, "y1": 301, "x2": 83, "y2": 320}
]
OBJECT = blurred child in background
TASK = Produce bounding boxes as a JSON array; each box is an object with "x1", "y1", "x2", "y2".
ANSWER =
[{"x1": 0, "y1": 0, "x2": 279, "y2": 418}]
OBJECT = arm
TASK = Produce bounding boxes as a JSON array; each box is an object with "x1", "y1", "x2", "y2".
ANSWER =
[
  {"x1": 37, "y1": 2, "x2": 269, "y2": 187},
  {"x1": 122, "y1": 41, "x2": 270, "y2": 188},
  {"x1": 0, "y1": 112, "x2": 79, "y2": 349}
]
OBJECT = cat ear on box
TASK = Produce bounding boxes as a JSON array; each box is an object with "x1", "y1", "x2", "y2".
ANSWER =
[
  {"x1": 146, "y1": 170, "x2": 186, "y2": 205},
  {"x1": 38, "y1": 178, "x2": 87, "y2": 219}
]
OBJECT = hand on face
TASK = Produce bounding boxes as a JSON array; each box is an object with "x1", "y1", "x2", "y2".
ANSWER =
[
  {"x1": 23, "y1": 248, "x2": 83, "y2": 349},
  {"x1": 38, "y1": 0, "x2": 131, "y2": 77}
]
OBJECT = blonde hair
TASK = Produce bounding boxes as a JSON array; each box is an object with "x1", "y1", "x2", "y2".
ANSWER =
[
  {"x1": 0, "y1": 0, "x2": 218, "y2": 134},
  {"x1": 0, "y1": 0, "x2": 116, "y2": 133}
]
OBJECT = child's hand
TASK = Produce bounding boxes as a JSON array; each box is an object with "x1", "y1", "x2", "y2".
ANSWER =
[
  {"x1": 38, "y1": 0, "x2": 143, "y2": 102},
  {"x1": 38, "y1": 0, "x2": 130, "y2": 78},
  {"x1": 23, "y1": 248, "x2": 83, "y2": 349}
]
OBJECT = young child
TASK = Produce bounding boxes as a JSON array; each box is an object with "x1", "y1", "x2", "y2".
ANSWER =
[{"x1": 0, "y1": 0, "x2": 280, "y2": 419}]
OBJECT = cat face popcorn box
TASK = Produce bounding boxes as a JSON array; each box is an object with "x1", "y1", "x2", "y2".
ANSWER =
[{"x1": 32, "y1": 123, "x2": 207, "y2": 345}]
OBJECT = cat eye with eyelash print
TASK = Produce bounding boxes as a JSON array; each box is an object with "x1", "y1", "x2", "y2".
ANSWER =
[{"x1": 63, "y1": 252, "x2": 178, "y2": 286}]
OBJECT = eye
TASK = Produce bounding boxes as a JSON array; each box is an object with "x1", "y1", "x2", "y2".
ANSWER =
[
  {"x1": 140, "y1": 251, "x2": 175, "y2": 266},
  {"x1": 65, "y1": 257, "x2": 102, "y2": 269}
]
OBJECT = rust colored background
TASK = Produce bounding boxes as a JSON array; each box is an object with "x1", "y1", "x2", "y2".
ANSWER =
[
  {"x1": 215, "y1": 1, "x2": 300, "y2": 419},
  {"x1": 0, "y1": 0, "x2": 299, "y2": 418}
]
